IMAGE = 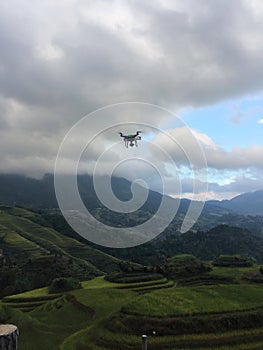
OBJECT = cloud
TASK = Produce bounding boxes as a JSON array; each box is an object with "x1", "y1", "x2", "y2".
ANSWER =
[
  {"x1": 150, "y1": 126, "x2": 263, "y2": 198},
  {"x1": 257, "y1": 118, "x2": 263, "y2": 124},
  {"x1": 159, "y1": 173, "x2": 263, "y2": 200},
  {"x1": 209, "y1": 174, "x2": 263, "y2": 194},
  {"x1": 0, "y1": 0, "x2": 263, "y2": 188},
  {"x1": 2, "y1": 0, "x2": 263, "y2": 110},
  {"x1": 152, "y1": 127, "x2": 263, "y2": 170}
]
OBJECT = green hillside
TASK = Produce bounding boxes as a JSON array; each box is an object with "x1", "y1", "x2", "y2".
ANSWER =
[
  {"x1": 122, "y1": 284, "x2": 263, "y2": 317},
  {"x1": 2, "y1": 174, "x2": 263, "y2": 236},
  {"x1": 104, "y1": 224, "x2": 263, "y2": 265},
  {"x1": 0, "y1": 206, "x2": 123, "y2": 271},
  {"x1": 0, "y1": 206, "x2": 132, "y2": 297},
  {"x1": 2, "y1": 206, "x2": 263, "y2": 349},
  {"x1": 2, "y1": 271, "x2": 263, "y2": 350}
]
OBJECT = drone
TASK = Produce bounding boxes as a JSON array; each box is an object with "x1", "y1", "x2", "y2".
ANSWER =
[{"x1": 118, "y1": 131, "x2": 142, "y2": 148}]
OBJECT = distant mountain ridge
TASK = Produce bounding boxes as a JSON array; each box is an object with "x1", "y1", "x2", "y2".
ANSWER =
[
  {"x1": 208, "y1": 190, "x2": 263, "y2": 215},
  {"x1": 0, "y1": 173, "x2": 225, "y2": 215},
  {"x1": 0, "y1": 174, "x2": 262, "y2": 233},
  {"x1": 0, "y1": 173, "x2": 160, "y2": 211}
]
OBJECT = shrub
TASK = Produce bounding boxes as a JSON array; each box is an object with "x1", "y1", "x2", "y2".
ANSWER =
[
  {"x1": 213, "y1": 254, "x2": 253, "y2": 267},
  {"x1": 48, "y1": 277, "x2": 81, "y2": 293},
  {"x1": 162, "y1": 254, "x2": 211, "y2": 279},
  {"x1": 105, "y1": 272, "x2": 163, "y2": 283}
]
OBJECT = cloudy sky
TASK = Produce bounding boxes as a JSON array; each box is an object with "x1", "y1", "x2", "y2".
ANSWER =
[{"x1": 1, "y1": 0, "x2": 263, "y2": 200}]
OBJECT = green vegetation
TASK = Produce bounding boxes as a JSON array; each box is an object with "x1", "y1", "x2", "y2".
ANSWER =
[
  {"x1": 122, "y1": 284, "x2": 263, "y2": 317},
  {"x1": 1, "y1": 272, "x2": 263, "y2": 349},
  {"x1": 102, "y1": 224, "x2": 263, "y2": 266},
  {"x1": 161, "y1": 254, "x2": 211, "y2": 279},
  {"x1": 65, "y1": 282, "x2": 263, "y2": 349},
  {"x1": 48, "y1": 277, "x2": 81, "y2": 293},
  {"x1": 0, "y1": 206, "x2": 138, "y2": 297},
  {"x1": 211, "y1": 265, "x2": 259, "y2": 281},
  {"x1": 82, "y1": 325, "x2": 263, "y2": 349},
  {"x1": 214, "y1": 254, "x2": 253, "y2": 267},
  {"x1": 0, "y1": 293, "x2": 93, "y2": 350},
  {"x1": 106, "y1": 271, "x2": 163, "y2": 283},
  {"x1": 2, "y1": 203, "x2": 263, "y2": 349}
]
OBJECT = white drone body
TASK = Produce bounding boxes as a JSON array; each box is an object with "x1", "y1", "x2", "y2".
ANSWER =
[{"x1": 118, "y1": 131, "x2": 142, "y2": 148}]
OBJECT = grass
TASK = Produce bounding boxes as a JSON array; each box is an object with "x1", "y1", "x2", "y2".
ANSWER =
[
  {"x1": 0, "y1": 208, "x2": 124, "y2": 273},
  {"x1": 122, "y1": 284, "x2": 263, "y2": 317},
  {"x1": 0, "y1": 294, "x2": 93, "y2": 350},
  {"x1": 60, "y1": 280, "x2": 263, "y2": 349},
  {"x1": 211, "y1": 265, "x2": 260, "y2": 282},
  {"x1": 86, "y1": 325, "x2": 263, "y2": 349},
  {"x1": 3, "y1": 275, "x2": 169, "y2": 297},
  {"x1": 3, "y1": 276, "x2": 263, "y2": 350},
  {"x1": 0, "y1": 303, "x2": 62, "y2": 350},
  {"x1": 0, "y1": 224, "x2": 48, "y2": 258},
  {"x1": 81, "y1": 276, "x2": 121, "y2": 289},
  {"x1": 1, "y1": 207, "x2": 263, "y2": 350},
  {"x1": 29, "y1": 295, "x2": 93, "y2": 329},
  {"x1": 81, "y1": 275, "x2": 171, "y2": 290},
  {"x1": 61, "y1": 287, "x2": 134, "y2": 350},
  {"x1": 131, "y1": 279, "x2": 174, "y2": 292},
  {"x1": 0, "y1": 206, "x2": 35, "y2": 218},
  {"x1": 4, "y1": 287, "x2": 51, "y2": 299},
  {"x1": 71, "y1": 287, "x2": 134, "y2": 322}
]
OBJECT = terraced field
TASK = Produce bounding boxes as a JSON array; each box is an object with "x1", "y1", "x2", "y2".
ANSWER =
[
  {"x1": 0, "y1": 276, "x2": 171, "y2": 349},
  {"x1": 122, "y1": 284, "x2": 263, "y2": 316},
  {"x1": 0, "y1": 206, "x2": 124, "y2": 273},
  {"x1": 2, "y1": 274, "x2": 263, "y2": 350}
]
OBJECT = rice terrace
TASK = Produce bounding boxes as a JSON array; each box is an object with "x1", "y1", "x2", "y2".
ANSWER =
[
  {"x1": 2, "y1": 271, "x2": 263, "y2": 349},
  {"x1": 1, "y1": 205, "x2": 263, "y2": 350}
]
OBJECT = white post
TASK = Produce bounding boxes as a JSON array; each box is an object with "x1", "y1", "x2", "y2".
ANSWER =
[
  {"x1": 142, "y1": 334, "x2": 147, "y2": 350},
  {"x1": 0, "y1": 324, "x2": 19, "y2": 350}
]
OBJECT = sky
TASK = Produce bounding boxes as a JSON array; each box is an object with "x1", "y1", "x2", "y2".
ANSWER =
[{"x1": 0, "y1": 0, "x2": 263, "y2": 200}]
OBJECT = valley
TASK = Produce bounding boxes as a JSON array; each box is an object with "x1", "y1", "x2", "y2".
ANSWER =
[{"x1": 1, "y1": 176, "x2": 263, "y2": 349}]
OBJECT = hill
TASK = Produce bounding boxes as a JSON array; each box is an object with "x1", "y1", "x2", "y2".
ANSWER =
[
  {"x1": 2, "y1": 272, "x2": 263, "y2": 350},
  {"x1": 0, "y1": 206, "x2": 129, "y2": 297},
  {"x1": 209, "y1": 190, "x2": 263, "y2": 215},
  {"x1": 0, "y1": 173, "x2": 161, "y2": 212},
  {"x1": 0, "y1": 173, "x2": 256, "y2": 234},
  {"x1": 1, "y1": 174, "x2": 263, "y2": 231},
  {"x1": 103, "y1": 224, "x2": 263, "y2": 265}
]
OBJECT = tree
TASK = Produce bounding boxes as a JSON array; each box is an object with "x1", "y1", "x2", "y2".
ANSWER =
[{"x1": 48, "y1": 277, "x2": 81, "y2": 293}]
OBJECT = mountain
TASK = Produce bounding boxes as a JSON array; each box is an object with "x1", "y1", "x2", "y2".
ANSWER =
[
  {"x1": 0, "y1": 173, "x2": 161, "y2": 211},
  {"x1": 1, "y1": 174, "x2": 263, "y2": 235},
  {"x1": 104, "y1": 224, "x2": 263, "y2": 265},
  {"x1": 0, "y1": 205, "x2": 139, "y2": 297},
  {"x1": 0, "y1": 206, "x2": 125, "y2": 273},
  {"x1": 0, "y1": 173, "x2": 228, "y2": 218},
  {"x1": 209, "y1": 190, "x2": 263, "y2": 215},
  {"x1": 0, "y1": 174, "x2": 58, "y2": 209}
]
